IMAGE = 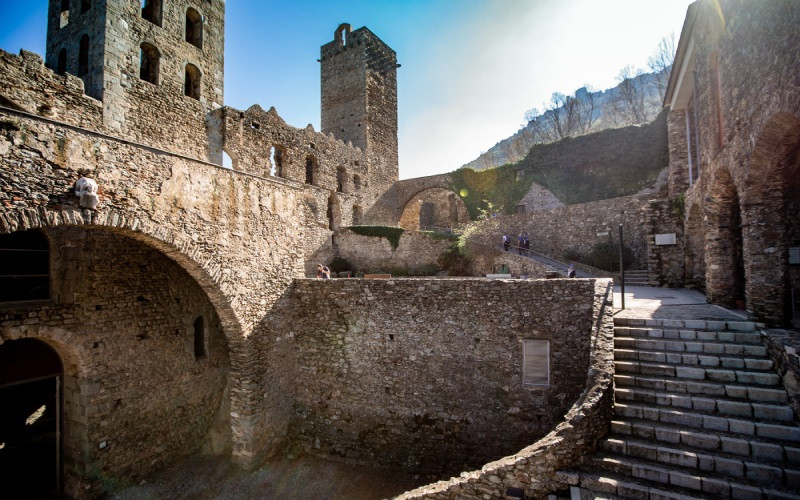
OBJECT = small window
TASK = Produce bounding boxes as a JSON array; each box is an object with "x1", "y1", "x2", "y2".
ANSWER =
[
  {"x1": 305, "y1": 156, "x2": 317, "y2": 185},
  {"x1": 78, "y1": 35, "x2": 89, "y2": 76},
  {"x1": 336, "y1": 167, "x2": 346, "y2": 193},
  {"x1": 141, "y1": 0, "x2": 162, "y2": 26},
  {"x1": 139, "y1": 43, "x2": 160, "y2": 85},
  {"x1": 0, "y1": 230, "x2": 50, "y2": 303},
  {"x1": 80, "y1": 0, "x2": 91, "y2": 13},
  {"x1": 193, "y1": 316, "x2": 206, "y2": 360},
  {"x1": 184, "y1": 63, "x2": 201, "y2": 99},
  {"x1": 353, "y1": 205, "x2": 362, "y2": 225},
  {"x1": 269, "y1": 146, "x2": 284, "y2": 177},
  {"x1": 60, "y1": 0, "x2": 70, "y2": 28},
  {"x1": 522, "y1": 339, "x2": 550, "y2": 387},
  {"x1": 185, "y1": 8, "x2": 203, "y2": 49},
  {"x1": 353, "y1": 174, "x2": 361, "y2": 191},
  {"x1": 57, "y1": 48, "x2": 67, "y2": 75}
]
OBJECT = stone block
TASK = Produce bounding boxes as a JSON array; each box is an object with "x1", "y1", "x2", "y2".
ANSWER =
[
  {"x1": 631, "y1": 463, "x2": 668, "y2": 483},
  {"x1": 658, "y1": 447, "x2": 697, "y2": 468},
  {"x1": 742, "y1": 345, "x2": 767, "y2": 356},
  {"x1": 701, "y1": 477, "x2": 730, "y2": 496},
  {"x1": 727, "y1": 321, "x2": 756, "y2": 332},
  {"x1": 705, "y1": 321, "x2": 726, "y2": 331},
  {"x1": 786, "y1": 468, "x2": 800, "y2": 489},
  {"x1": 728, "y1": 419, "x2": 755, "y2": 435},
  {"x1": 628, "y1": 442, "x2": 658, "y2": 460},
  {"x1": 683, "y1": 320, "x2": 707, "y2": 329},
  {"x1": 706, "y1": 369, "x2": 736, "y2": 382},
  {"x1": 756, "y1": 423, "x2": 800, "y2": 441},
  {"x1": 714, "y1": 456, "x2": 744, "y2": 476},
  {"x1": 747, "y1": 387, "x2": 787, "y2": 403},
  {"x1": 668, "y1": 471, "x2": 701, "y2": 490},
  {"x1": 616, "y1": 481, "x2": 649, "y2": 499},
  {"x1": 744, "y1": 358, "x2": 772, "y2": 370},
  {"x1": 722, "y1": 343, "x2": 744, "y2": 355},
  {"x1": 611, "y1": 420, "x2": 631, "y2": 435},
  {"x1": 691, "y1": 397, "x2": 716, "y2": 412},
  {"x1": 736, "y1": 371, "x2": 779, "y2": 385},
  {"x1": 725, "y1": 385, "x2": 748, "y2": 399},
  {"x1": 654, "y1": 427, "x2": 681, "y2": 444},
  {"x1": 601, "y1": 438, "x2": 626, "y2": 454},
  {"x1": 684, "y1": 342, "x2": 703, "y2": 353},
  {"x1": 680, "y1": 430, "x2": 720, "y2": 450},
  {"x1": 696, "y1": 453, "x2": 715, "y2": 471},
  {"x1": 720, "y1": 357, "x2": 745, "y2": 369},
  {"x1": 749, "y1": 441, "x2": 784, "y2": 461},
  {"x1": 717, "y1": 331, "x2": 737, "y2": 342},
  {"x1": 702, "y1": 343, "x2": 725, "y2": 354},
  {"x1": 744, "y1": 462, "x2": 783, "y2": 484},
  {"x1": 752, "y1": 403, "x2": 794, "y2": 421},
  {"x1": 661, "y1": 320, "x2": 684, "y2": 329},
  {"x1": 696, "y1": 331, "x2": 717, "y2": 341},
  {"x1": 717, "y1": 400, "x2": 752, "y2": 417},
  {"x1": 785, "y1": 446, "x2": 800, "y2": 463},
  {"x1": 720, "y1": 436, "x2": 750, "y2": 456},
  {"x1": 675, "y1": 366, "x2": 705, "y2": 379},
  {"x1": 728, "y1": 483, "x2": 762, "y2": 500}
]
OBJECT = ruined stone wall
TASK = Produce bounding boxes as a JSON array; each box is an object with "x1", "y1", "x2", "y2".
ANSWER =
[
  {"x1": 269, "y1": 278, "x2": 599, "y2": 476},
  {"x1": 469, "y1": 195, "x2": 651, "y2": 270},
  {"x1": 661, "y1": 0, "x2": 800, "y2": 324},
  {"x1": 334, "y1": 229, "x2": 453, "y2": 273},
  {"x1": 397, "y1": 188, "x2": 469, "y2": 231},
  {"x1": 0, "y1": 227, "x2": 229, "y2": 498},
  {"x1": 0, "y1": 49, "x2": 102, "y2": 127}
]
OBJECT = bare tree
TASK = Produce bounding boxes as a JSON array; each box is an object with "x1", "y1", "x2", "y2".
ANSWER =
[
  {"x1": 648, "y1": 33, "x2": 676, "y2": 101},
  {"x1": 611, "y1": 65, "x2": 649, "y2": 124}
]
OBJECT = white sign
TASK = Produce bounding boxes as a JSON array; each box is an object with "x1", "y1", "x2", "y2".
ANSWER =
[
  {"x1": 655, "y1": 233, "x2": 677, "y2": 246},
  {"x1": 789, "y1": 247, "x2": 800, "y2": 265}
]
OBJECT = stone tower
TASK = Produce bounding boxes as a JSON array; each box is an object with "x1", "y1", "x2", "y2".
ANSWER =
[
  {"x1": 320, "y1": 23, "x2": 399, "y2": 181},
  {"x1": 45, "y1": 0, "x2": 224, "y2": 159}
]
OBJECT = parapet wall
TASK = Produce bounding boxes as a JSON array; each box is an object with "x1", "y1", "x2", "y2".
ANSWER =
[{"x1": 268, "y1": 278, "x2": 610, "y2": 477}]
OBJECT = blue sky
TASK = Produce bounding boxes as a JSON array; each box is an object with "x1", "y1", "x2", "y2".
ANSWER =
[{"x1": 0, "y1": 0, "x2": 692, "y2": 179}]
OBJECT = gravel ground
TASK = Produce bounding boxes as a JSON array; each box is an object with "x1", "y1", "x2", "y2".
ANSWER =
[{"x1": 112, "y1": 454, "x2": 430, "y2": 500}]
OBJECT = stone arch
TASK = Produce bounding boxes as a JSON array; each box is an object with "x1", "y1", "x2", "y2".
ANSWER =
[
  {"x1": 398, "y1": 187, "x2": 468, "y2": 231},
  {"x1": 139, "y1": 42, "x2": 160, "y2": 85},
  {"x1": 703, "y1": 167, "x2": 745, "y2": 309},
  {"x1": 184, "y1": 63, "x2": 201, "y2": 100},
  {"x1": 684, "y1": 202, "x2": 706, "y2": 292},
  {"x1": 0, "y1": 207, "x2": 252, "y2": 467},
  {"x1": 741, "y1": 112, "x2": 800, "y2": 325},
  {"x1": 0, "y1": 330, "x2": 87, "y2": 497}
]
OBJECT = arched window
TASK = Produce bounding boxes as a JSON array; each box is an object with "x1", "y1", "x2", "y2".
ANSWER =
[
  {"x1": 305, "y1": 156, "x2": 317, "y2": 185},
  {"x1": 193, "y1": 316, "x2": 206, "y2": 360},
  {"x1": 60, "y1": 0, "x2": 70, "y2": 28},
  {"x1": 139, "y1": 43, "x2": 160, "y2": 85},
  {"x1": 185, "y1": 8, "x2": 203, "y2": 49},
  {"x1": 336, "y1": 167, "x2": 346, "y2": 193},
  {"x1": 57, "y1": 48, "x2": 67, "y2": 75},
  {"x1": 78, "y1": 35, "x2": 89, "y2": 76},
  {"x1": 141, "y1": 0, "x2": 162, "y2": 26},
  {"x1": 222, "y1": 151, "x2": 234, "y2": 169},
  {"x1": 80, "y1": 0, "x2": 91, "y2": 13},
  {"x1": 353, "y1": 174, "x2": 361, "y2": 191},
  {"x1": 0, "y1": 230, "x2": 50, "y2": 303},
  {"x1": 270, "y1": 146, "x2": 285, "y2": 177},
  {"x1": 184, "y1": 63, "x2": 201, "y2": 99}
]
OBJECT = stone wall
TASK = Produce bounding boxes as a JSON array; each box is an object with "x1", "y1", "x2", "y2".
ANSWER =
[
  {"x1": 469, "y1": 195, "x2": 651, "y2": 271},
  {"x1": 0, "y1": 227, "x2": 229, "y2": 498},
  {"x1": 334, "y1": 229, "x2": 452, "y2": 274},
  {"x1": 645, "y1": 199, "x2": 685, "y2": 287},
  {"x1": 397, "y1": 280, "x2": 615, "y2": 498},
  {"x1": 269, "y1": 278, "x2": 605, "y2": 477}
]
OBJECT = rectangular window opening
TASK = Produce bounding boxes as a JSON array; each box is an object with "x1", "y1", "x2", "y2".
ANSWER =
[{"x1": 522, "y1": 339, "x2": 550, "y2": 387}]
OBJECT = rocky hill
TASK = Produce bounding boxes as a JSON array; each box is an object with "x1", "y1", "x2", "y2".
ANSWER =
[{"x1": 462, "y1": 69, "x2": 668, "y2": 171}]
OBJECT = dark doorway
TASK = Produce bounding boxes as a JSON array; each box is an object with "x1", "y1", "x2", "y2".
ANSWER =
[{"x1": 0, "y1": 339, "x2": 63, "y2": 497}]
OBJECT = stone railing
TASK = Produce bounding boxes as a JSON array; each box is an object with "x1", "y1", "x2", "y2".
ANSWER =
[{"x1": 396, "y1": 279, "x2": 615, "y2": 499}]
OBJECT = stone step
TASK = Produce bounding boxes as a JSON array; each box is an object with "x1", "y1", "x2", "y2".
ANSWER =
[
  {"x1": 614, "y1": 349, "x2": 773, "y2": 370},
  {"x1": 614, "y1": 387, "x2": 794, "y2": 420},
  {"x1": 614, "y1": 326, "x2": 763, "y2": 344},
  {"x1": 615, "y1": 403, "x2": 800, "y2": 436},
  {"x1": 614, "y1": 337, "x2": 768, "y2": 357},
  {"x1": 610, "y1": 420, "x2": 800, "y2": 459},
  {"x1": 615, "y1": 374, "x2": 789, "y2": 403},
  {"x1": 558, "y1": 466, "x2": 800, "y2": 500},
  {"x1": 614, "y1": 360, "x2": 781, "y2": 385},
  {"x1": 601, "y1": 435, "x2": 800, "y2": 473},
  {"x1": 614, "y1": 318, "x2": 765, "y2": 331}
]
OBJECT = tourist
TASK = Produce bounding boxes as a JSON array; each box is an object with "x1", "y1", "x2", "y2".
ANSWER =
[
  {"x1": 523, "y1": 234, "x2": 530, "y2": 256},
  {"x1": 317, "y1": 264, "x2": 331, "y2": 279},
  {"x1": 502, "y1": 233, "x2": 510, "y2": 251},
  {"x1": 567, "y1": 264, "x2": 576, "y2": 278},
  {"x1": 517, "y1": 233, "x2": 524, "y2": 254}
]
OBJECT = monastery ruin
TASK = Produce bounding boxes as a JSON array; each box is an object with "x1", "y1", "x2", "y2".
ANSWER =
[{"x1": 0, "y1": 0, "x2": 798, "y2": 498}]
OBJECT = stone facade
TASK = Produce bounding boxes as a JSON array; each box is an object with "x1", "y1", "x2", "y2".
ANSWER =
[
  {"x1": 655, "y1": 0, "x2": 800, "y2": 326},
  {"x1": 267, "y1": 278, "x2": 611, "y2": 477}
]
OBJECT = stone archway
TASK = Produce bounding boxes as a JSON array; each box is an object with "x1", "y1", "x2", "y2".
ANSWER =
[
  {"x1": 398, "y1": 188, "x2": 468, "y2": 231},
  {"x1": 704, "y1": 167, "x2": 745, "y2": 309},
  {"x1": 741, "y1": 112, "x2": 800, "y2": 325},
  {"x1": 0, "y1": 217, "x2": 243, "y2": 494},
  {"x1": 0, "y1": 338, "x2": 66, "y2": 496}
]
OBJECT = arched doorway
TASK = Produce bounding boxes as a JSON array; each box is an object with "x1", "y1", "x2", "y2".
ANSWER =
[
  {"x1": 0, "y1": 338, "x2": 64, "y2": 497},
  {"x1": 704, "y1": 168, "x2": 745, "y2": 309}
]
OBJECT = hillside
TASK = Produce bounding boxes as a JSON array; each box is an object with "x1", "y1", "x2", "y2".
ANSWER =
[
  {"x1": 462, "y1": 70, "x2": 668, "y2": 171},
  {"x1": 450, "y1": 109, "x2": 668, "y2": 219}
]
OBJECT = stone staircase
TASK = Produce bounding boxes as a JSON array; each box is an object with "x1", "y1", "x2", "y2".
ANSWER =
[
  {"x1": 621, "y1": 270, "x2": 650, "y2": 287},
  {"x1": 559, "y1": 317, "x2": 800, "y2": 499}
]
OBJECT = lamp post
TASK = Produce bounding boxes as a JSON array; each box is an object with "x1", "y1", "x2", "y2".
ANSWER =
[{"x1": 619, "y1": 211, "x2": 625, "y2": 310}]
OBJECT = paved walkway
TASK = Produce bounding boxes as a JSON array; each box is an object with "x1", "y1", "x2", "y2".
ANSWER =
[{"x1": 613, "y1": 286, "x2": 748, "y2": 321}]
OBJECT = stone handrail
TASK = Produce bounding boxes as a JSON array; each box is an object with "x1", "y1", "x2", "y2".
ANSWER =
[{"x1": 396, "y1": 279, "x2": 615, "y2": 499}]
